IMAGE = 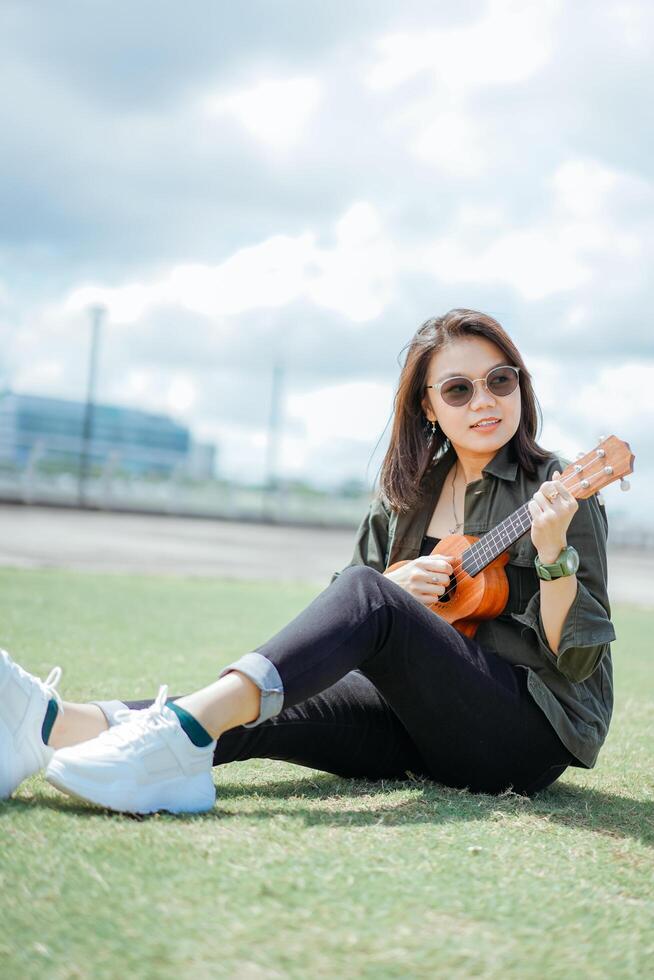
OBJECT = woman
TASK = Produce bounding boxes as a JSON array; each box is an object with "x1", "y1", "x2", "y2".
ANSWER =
[{"x1": 0, "y1": 309, "x2": 616, "y2": 814}]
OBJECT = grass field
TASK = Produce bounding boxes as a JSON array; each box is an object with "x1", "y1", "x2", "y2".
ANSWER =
[{"x1": 0, "y1": 567, "x2": 652, "y2": 979}]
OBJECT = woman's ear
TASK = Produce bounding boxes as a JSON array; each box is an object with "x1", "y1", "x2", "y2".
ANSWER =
[{"x1": 421, "y1": 396, "x2": 435, "y2": 423}]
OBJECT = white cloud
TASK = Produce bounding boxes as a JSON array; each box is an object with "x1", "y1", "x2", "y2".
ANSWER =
[
  {"x1": 539, "y1": 417, "x2": 582, "y2": 463},
  {"x1": 66, "y1": 282, "x2": 157, "y2": 324},
  {"x1": 122, "y1": 369, "x2": 152, "y2": 399},
  {"x1": 528, "y1": 354, "x2": 651, "y2": 445},
  {"x1": 104, "y1": 367, "x2": 188, "y2": 419},
  {"x1": 419, "y1": 158, "x2": 643, "y2": 299},
  {"x1": 366, "y1": 1, "x2": 562, "y2": 177},
  {"x1": 12, "y1": 359, "x2": 64, "y2": 391},
  {"x1": 285, "y1": 380, "x2": 394, "y2": 444},
  {"x1": 456, "y1": 203, "x2": 507, "y2": 228},
  {"x1": 550, "y1": 159, "x2": 618, "y2": 218},
  {"x1": 606, "y1": 0, "x2": 652, "y2": 52},
  {"x1": 167, "y1": 374, "x2": 197, "y2": 415},
  {"x1": 202, "y1": 76, "x2": 323, "y2": 151},
  {"x1": 303, "y1": 203, "x2": 395, "y2": 321},
  {"x1": 408, "y1": 110, "x2": 487, "y2": 177},
  {"x1": 422, "y1": 227, "x2": 594, "y2": 300},
  {"x1": 366, "y1": 0, "x2": 561, "y2": 93},
  {"x1": 62, "y1": 202, "x2": 396, "y2": 324},
  {"x1": 203, "y1": 379, "x2": 393, "y2": 486},
  {"x1": 168, "y1": 235, "x2": 313, "y2": 317},
  {"x1": 517, "y1": 353, "x2": 647, "y2": 523},
  {"x1": 564, "y1": 304, "x2": 589, "y2": 331},
  {"x1": 573, "y1": 362, "x2": 654, "y2": 431},
  {"x1": 198, "y1": 420, "x2": 269, "y2": 484}
]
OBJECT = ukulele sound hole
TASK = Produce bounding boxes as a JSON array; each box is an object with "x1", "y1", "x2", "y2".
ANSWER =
[{"x1": 439, "y1": 574, "x2": 457, "y2": 604}]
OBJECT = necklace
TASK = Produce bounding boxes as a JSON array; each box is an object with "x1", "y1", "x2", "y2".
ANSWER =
[{"x1": 450, "y1": 460, "x2": 464, "y2": 534}]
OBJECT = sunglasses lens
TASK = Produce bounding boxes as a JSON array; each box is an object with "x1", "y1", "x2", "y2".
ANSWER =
[
  {"x1": 437, "y1": 367, "x2": 518, "y2": 406},
  {"x1": 487, "y1": 367, "x2": 519, "y2": 396},
  {"x1": 440, "y1": 378, "x2": 473, "y2": 406}
]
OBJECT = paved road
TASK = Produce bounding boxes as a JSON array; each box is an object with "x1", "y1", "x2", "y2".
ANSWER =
[
  {"x1": 0, "y1": 504, "x2": 354, "y2": 586},
  {"x1": 0, "y1": 504, "x2": 652, "y2": 606}
]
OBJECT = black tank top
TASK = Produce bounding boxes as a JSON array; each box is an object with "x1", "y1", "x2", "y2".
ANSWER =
[{"x1": 419, "y1": 534, "x2": 441, "y2": 557}]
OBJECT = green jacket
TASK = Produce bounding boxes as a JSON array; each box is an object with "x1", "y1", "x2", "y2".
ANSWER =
[{"x1": 331, "y1": 440, "x2": 616, "y2": 768}]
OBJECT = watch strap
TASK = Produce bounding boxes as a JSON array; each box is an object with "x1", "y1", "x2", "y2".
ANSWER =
[{"x1": 534, "y1": 545, "x2": 579, "y2": 581}]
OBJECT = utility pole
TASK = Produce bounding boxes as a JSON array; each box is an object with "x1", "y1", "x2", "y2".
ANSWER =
[
  {"x1": 78, "y1": 304, "x2": 105, "y2": 506},
  {"x1": 263, "y1": 358, "x2": 284, "y2": 518}
]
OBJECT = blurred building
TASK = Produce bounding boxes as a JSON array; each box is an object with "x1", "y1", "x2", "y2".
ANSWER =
[{"x1": 0, "y1": 391, "x2": 216, "y2": 478}]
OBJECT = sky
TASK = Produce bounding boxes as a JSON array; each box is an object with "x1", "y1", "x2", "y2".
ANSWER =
[{"x1": 0, "y1": 0, "x2": 651, "y2": 528}]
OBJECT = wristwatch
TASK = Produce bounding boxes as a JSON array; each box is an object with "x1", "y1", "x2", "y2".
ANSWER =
[{"x1": 534, "y1": 545, "x2": 580, "y2": 581}]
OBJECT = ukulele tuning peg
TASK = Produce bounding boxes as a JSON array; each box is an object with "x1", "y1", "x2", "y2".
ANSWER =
[
  {"x1": 575, "y1": 452, "x2": 585, "y2": 460},
  {"x1": 620, "y1": 478, "x2": 630, "y2": 492},
  {"x1": 598, "y1": 435, "x2": 607, "y2": 443}
]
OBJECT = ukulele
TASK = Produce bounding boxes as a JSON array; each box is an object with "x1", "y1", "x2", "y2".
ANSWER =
[{"x1": 384, "y1": 435, "x2": 635, "y2": 638}]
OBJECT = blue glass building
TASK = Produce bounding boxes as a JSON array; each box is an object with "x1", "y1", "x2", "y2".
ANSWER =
[{"x1": 0, "y1": 391, "x2": 211, "y2": 476}]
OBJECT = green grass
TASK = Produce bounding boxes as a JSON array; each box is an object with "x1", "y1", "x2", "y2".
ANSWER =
[{"x1": 0, "y1": 567, "x2": 652, "y2": 979}]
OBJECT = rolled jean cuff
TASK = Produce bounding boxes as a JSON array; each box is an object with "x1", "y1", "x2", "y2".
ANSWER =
[
  {"x1": 90, "y1": 699, "x2": 130, "y2": 727},
  {"x1": 218, "y1": 652, "x2": 284, "y2": 728}
]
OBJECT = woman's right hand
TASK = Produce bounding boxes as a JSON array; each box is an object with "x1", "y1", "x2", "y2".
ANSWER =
[{"x1": 383, "y1": 555, "x2": 454, "y2": 607}]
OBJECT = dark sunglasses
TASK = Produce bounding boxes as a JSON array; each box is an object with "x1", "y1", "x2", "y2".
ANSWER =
[{"x1": 425, "y1": 365, "x2": 520, "y2": 407}]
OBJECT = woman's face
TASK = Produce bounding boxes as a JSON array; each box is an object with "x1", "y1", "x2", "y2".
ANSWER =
[{"x1": 421, "y1": 335, "x2": 522, "y2": 455}]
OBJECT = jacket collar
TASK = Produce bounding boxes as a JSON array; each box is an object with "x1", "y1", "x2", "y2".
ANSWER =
[
  {"x1": 481, "y1": 439, "x2": 519, "y2": 482},
  {"x1": 421, "y1": 438, "x2": 519, "y2": 492}
]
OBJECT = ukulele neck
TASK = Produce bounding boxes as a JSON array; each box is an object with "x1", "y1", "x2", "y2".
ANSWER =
[
  {"x1": 461, "y1": 504, "x2": 532, "y2": 576},
  {"x1": 452, "y1": 434, "x2": 635, "y2": 578}
]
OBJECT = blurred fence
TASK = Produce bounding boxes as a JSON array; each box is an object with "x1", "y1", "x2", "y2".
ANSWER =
[
  {"x1": 0, "y1": 443, "x2": 650, "y2": 547},
  {"x1": 0, "y1": 448, "x2": 371, "y2": 528}
]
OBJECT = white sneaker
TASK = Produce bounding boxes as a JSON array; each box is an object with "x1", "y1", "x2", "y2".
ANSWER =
[
  {"x1": 46, "y1": 685, "x2": 216, "y2": 814},
  {"x1": 0, "y1": 648, "x2": 63, "y2": 799}
]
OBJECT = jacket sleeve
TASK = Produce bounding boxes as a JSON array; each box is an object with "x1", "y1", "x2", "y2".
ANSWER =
[
  {"x1": 329, "y1": 494, "x2": 392, "y2": 585},
  {"x1": 513, "y1": 490, "x2": 616, "y2": 683}
]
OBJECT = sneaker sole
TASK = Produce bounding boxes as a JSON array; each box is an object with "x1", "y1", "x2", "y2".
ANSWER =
[
  {"x1": 46, "y1": 759, "x2": 216, "y2": 815},
  {"x1": 0, "y1": 651, "x2": 54, "y2": 798},
  {"x1": 0, "y1": 713, "x2": 51, "y2": 800}
]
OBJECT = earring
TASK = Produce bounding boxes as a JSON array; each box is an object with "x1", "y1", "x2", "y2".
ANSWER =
[{"x1": 426, "y1": 419, "x2": 437, "y2": 440}]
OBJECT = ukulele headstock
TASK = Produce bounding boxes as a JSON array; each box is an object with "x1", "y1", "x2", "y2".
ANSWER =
[{"x1": 560, "y1": 435, "x2": 635, "y2": 500}]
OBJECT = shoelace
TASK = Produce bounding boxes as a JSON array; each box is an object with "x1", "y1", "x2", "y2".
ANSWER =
[
  {"x1": 43, "y1": 666, "x2": 65, "y2": 716},
  {"x1": 99, "y1": 684, "x2": 171, "y2": 749},
  {"x1": 1, "y1": 650, "x2": 65, "y2": 717}
]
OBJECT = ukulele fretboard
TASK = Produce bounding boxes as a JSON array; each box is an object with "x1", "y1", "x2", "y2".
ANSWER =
[{"x1": 461, "y1": 504, "x2": 532, "y2": 576}]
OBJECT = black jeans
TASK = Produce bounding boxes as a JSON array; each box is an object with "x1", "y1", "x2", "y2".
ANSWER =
[{"x1": 122, "y1": 565, "x2": 574, "y2": 796}]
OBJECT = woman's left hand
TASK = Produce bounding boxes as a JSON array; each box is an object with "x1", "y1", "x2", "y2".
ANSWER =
[{"x1": 528, "y1": 470, "x2": 579, "y2": 565}]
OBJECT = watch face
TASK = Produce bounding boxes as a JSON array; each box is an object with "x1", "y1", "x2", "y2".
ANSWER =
[{"x1": 563, "y1": 549, "x2": 579, "y2": 574}]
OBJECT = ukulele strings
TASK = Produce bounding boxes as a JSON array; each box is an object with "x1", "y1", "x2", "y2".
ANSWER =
[
  {"x1": 434, "y1": 466, "x2": 588, "y2": 603},
  {"x1": 432, "y1": 463, "x2": 604, "y2": 605}
]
